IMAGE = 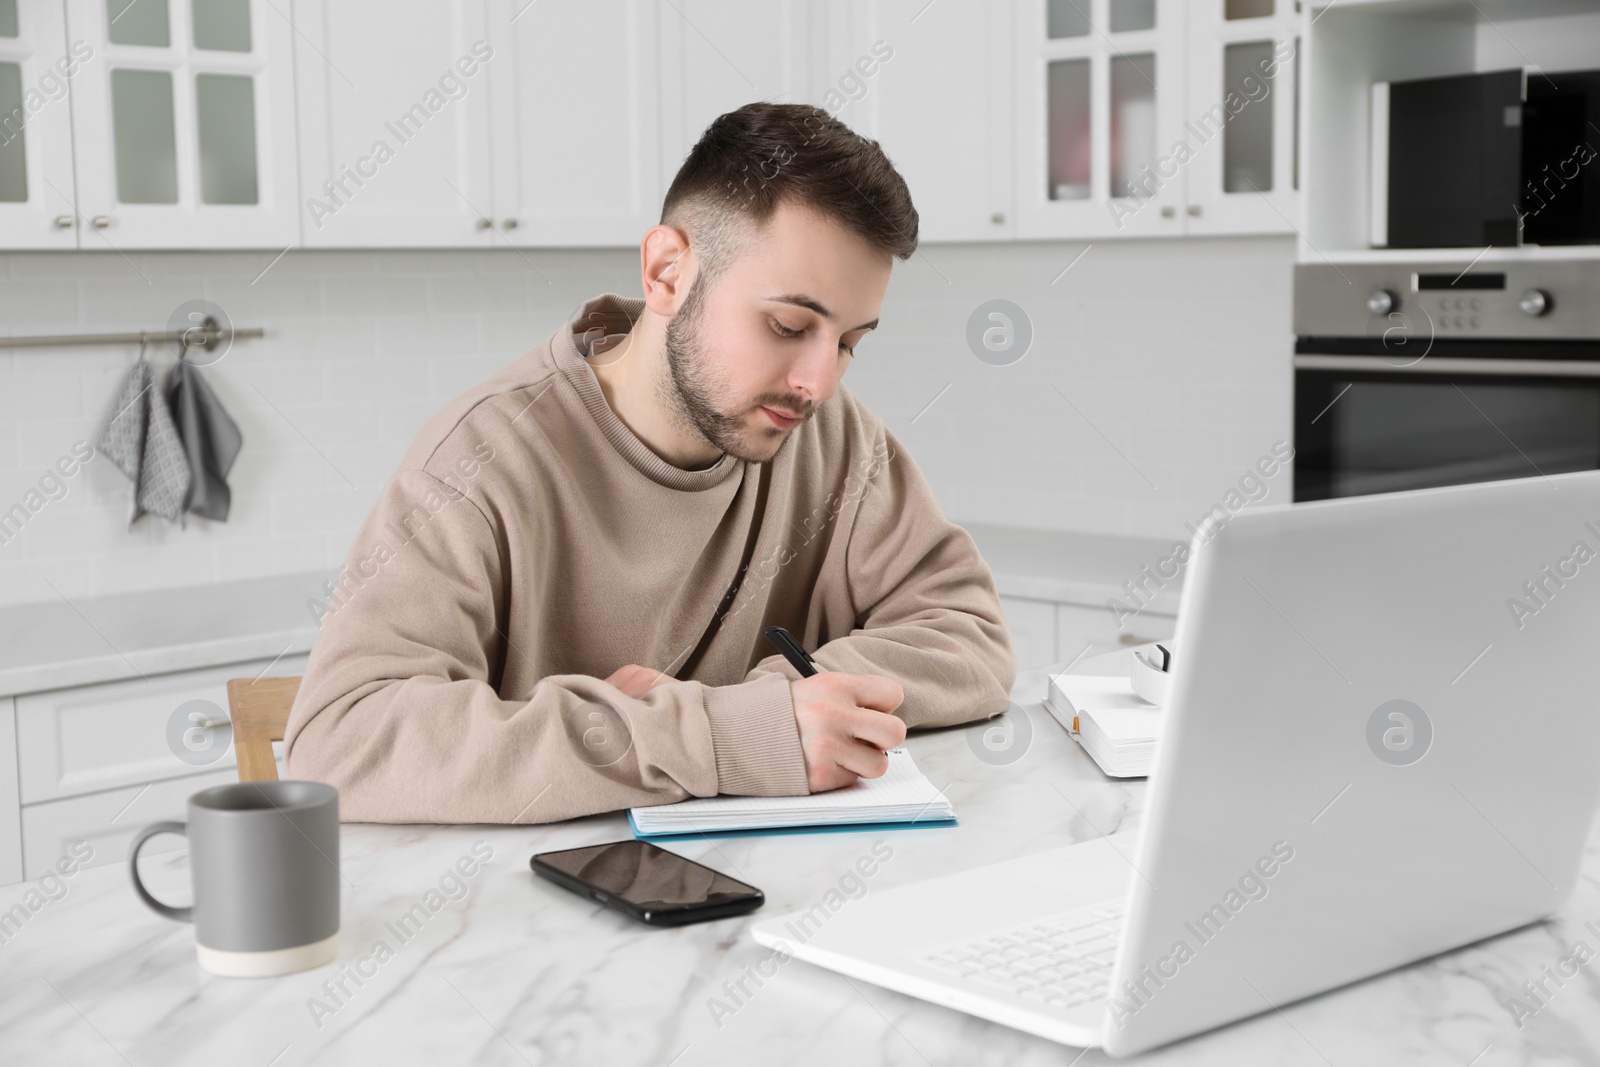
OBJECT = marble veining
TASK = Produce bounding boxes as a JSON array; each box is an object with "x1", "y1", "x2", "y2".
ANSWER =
[{"x1": 2, "y1": 659, "x2": 1599, "y2": 1065}]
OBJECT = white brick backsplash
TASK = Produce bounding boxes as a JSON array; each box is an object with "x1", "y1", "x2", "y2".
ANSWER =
[
  {"x1": 0, "y1": 559, "x2": 91, "y2": 603},
  {"x1": 91, "y1": 541, "x2": 218, "y2": 597},
  {"x1": 373, "y1": 314, "x2": 482, "y2": 359},
  {"x1": 322, "y1": 275, "x2": 431, "y2": 317},
  {"x1": 0, "y1": 375, "x2": 82, "y2": 421},
  {"x1": 0, "y1": 279, "x2": 81, "y2": 328},
  {"x1": 0, "y1": 235, "x2": 1294, "y2": 609},
  {"x1": 214, "y1": 532, "x2": 326, "y2": 583},
  {"x1": 427, "y1": 272, "x2": 532, "y2": 314}
]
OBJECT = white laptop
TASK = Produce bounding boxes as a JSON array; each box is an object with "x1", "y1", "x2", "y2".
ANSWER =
[{"x1": 751, "y1": 468, "x2": 1600, "y2": 1057}]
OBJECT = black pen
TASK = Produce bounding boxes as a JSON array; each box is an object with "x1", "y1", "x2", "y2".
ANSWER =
[
  {"x1": 765, "y1": 626, "x2": 894, "y2": 757},
  {"x1": 763, "y1": 626, "x2": 819, "y2": 677}
]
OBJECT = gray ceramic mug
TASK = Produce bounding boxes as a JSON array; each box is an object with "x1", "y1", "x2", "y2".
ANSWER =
[{"x1": 129, "y1": 780, "x2": 340, "y2": 977}]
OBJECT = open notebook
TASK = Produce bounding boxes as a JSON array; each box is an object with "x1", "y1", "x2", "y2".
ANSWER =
[{"x1": 628, "y1": 747, "x2": 956, "y2": 839}]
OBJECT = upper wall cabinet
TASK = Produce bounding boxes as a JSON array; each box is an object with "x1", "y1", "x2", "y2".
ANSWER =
[
  {"x1": 292, "y1": 0, "x2": 495, "y2": 248},
  {"x1": 1182, "y1": 0, "x2": 1300, "y2": 234},
  {"x1": 485, "y1": 0, "x2": 662, "y2": 248},
  {"x1": 293, "y1": 0, "x2": 662, "y2": 249},
  {"x1": 818, "y1": 0, "x2": 1016, "y2": 243},
  {"x1": 1012, "y1": 0, "x2": 1299, "y2": 240},
  {"x1": 63, "y1": 0, "x2": 297, "y2": 248},
  {"x1": 0, "y1": 0, "x2": 1303, "y2": 252},
  {"x1": 1014, "y1": 0, "x2": 1190, "y2": 239},
  {"x1": 657, "y1": 0, "x2": 816, "y2": 198},
  {"x1": 0, "y1": 0, "x2": 79, "y2": 248}
]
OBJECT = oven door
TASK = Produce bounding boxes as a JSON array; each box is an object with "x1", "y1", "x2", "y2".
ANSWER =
[{"x1": 1294, "y1": 343, "x2": 1600, "y2": 502}]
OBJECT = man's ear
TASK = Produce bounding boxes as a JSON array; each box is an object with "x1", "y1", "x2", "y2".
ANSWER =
[{"x1": 640, "y1": 224, "x2": 691, "y2": 316}]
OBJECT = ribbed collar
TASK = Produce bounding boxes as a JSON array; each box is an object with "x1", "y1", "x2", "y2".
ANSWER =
[{"x1": 552, "y1": 293, "x2": 741, "y2": 492}]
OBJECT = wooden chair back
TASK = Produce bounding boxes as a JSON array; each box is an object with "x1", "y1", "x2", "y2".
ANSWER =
[{"x1": 224, "y1": 676, "x2": 301, "y2": 783}]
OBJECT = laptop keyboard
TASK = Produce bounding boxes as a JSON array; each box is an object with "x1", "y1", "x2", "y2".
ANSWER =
[{"x1": 914, "y1": 901, "x2": 1126, "y2": 1011}]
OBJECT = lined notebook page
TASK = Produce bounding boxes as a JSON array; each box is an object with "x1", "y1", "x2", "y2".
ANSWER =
[{"x1": 630, "y1": 747, "x2": 952, "y2": 832}]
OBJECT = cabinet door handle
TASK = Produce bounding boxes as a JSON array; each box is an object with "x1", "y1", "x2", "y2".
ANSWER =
[
  {"x1": 91, "y1": 215, "x2": 111, "y2": 228},
  {"x1": 475, "y1": 217, "x2": 491, "y2": 230},
  {"x1": 1160, "y1": 206, "x2": 1175, "y2": 218},
  {"x1": 1119, "y1": 633, "x2": 1161, "y2": 646},
  {"x1": 1187, "y1": 204, "x2": 1202, "y2": 216},
  {"x1": 990, "y1": 212, "x2": 1005, "y2": 225},
  {"x1": 53, "y1": 214, "x2": 73, "y2": 229},
  {"x1": 501, "y1": 218, "x2": 518, "y2": 230}
]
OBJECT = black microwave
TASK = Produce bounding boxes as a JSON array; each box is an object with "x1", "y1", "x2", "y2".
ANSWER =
[{"x1": 1382, "y1": 66, "x2": 1600, "y2": 248}]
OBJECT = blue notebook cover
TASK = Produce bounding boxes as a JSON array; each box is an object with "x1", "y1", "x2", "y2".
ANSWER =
[{"x1": 628, "y1": 810, "x2": 958, "y2": 841}]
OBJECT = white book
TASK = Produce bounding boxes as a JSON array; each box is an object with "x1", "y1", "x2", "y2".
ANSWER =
[
  {"x1": 628, "y1": 747, "x2": 956, "y2": 839},
  {"x1": 1044, "y1": 672, "x2": 1164, "y2": 779}
]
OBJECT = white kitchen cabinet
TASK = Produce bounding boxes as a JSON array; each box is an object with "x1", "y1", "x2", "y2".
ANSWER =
[
  {"x1": 1011, "y1": 0, "x2": 1299, "y2": 241},
  {"x1": 657, "y1": 0, "x2": 817, "y2": 200},
  {"x1": 0, "y1": 697, "x2": 19, "y2": 885},
  {"x1": 15, "y1": 652, "x2": 307, "y2": 803},
  {"x1": 1057, "y1": 599, "x2": 1174, "y2": 663},
  {"x1": 488, "y1": 0, "x2": 664, "y2": 247},
  {"x1": 295, "y1": 0, "x2": 662, "y2": 250},
  {"x1": 292, "y1": 0, "x2": 495, "y2": 248},
  {"x1": 6, "y1": 650, "x2": 304, "y2": 885},
  {"x1": 21, "y1": 762, "x2": 269, "y2": 879},
  {"x1": 1014, "y1": 0, "x2": 1189, "y2": 239},
  {"x1": 818, "y1": 0, "x2": 1016, "y2": 243},
  {"x1": 1181, "y1": 0, "x2": 1300, "y2": 234},
  {"x1": 0, "y1": 0, "x2": 79, "y2": 248},
  {"x1": 62, "y1": 0, "x2": 298, "y2": 248}
]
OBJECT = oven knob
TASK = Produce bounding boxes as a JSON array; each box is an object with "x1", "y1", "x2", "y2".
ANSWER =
[
  {"x1": 1519, "y1": 289, "x2": 1552, "y2": 316},
  {"x1": 1366, "y1": 289, "x2": 1397, "y2": 316}
]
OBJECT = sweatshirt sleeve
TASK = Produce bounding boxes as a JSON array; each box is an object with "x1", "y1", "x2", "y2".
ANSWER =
[
  {"x1": 743, "y1": 425, "x2": 1018, "y2": 729},
  {"x1": 284, "y1": 468, "x2": 809, "y2": 825}
]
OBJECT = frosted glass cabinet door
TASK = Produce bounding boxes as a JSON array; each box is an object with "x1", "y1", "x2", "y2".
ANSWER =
[
  {"x1": 63, "y1": 0, "x2": 298, "y2": 248},
  {"x1": 0, "y1": 0, "x2": 80, "y2": 249},
  {"x1": 1182, "y1": 0, "x2": 1299, "y2": 234},
  {"x1": 292, "y1": 0, "x2": 495, "y2": 248},
  {"x1": 485, "y1": 0, "x2": 662, "y2": 247},
  {"x1": 1014, "y1": 0, "x2": 1187, "y2": 239}
]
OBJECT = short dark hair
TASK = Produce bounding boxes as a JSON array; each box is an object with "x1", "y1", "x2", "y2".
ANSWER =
[{"x1": 661, "y1": 102, "x2": 918, "y2": 288}]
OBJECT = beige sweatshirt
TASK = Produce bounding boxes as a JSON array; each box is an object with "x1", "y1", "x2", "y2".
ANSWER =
[{"x1": 284, "y1": 293, "x2": 1017, "y2": 823}]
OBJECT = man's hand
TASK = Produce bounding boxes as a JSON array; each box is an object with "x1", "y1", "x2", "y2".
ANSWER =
[
  {"x1": 605, "y1": 664, "x2": 673, "y2": 699},
  {"x1": 790, "y1": 673, "x2": 907, "y2": 792}
]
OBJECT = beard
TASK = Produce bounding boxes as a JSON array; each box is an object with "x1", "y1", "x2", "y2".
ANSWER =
[{"x1": 660, "y1": 274, "x2": 797, "y2": 464}]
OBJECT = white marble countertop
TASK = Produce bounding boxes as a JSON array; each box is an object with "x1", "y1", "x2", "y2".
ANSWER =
[
  {"x1": 0, "y1": 570, "x2": 326, "y2": 697},
  {"x1": 964, "y1": 522, "x2": 1185, "y2": 615},
  {"x1": 3, "y1": 656, "x2": 1595, "y2": 1065}
]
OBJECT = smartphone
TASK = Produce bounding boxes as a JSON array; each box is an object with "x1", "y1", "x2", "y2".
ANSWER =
[{"x1": 530, "y1": 839, "x2": 764, "y2": 927}]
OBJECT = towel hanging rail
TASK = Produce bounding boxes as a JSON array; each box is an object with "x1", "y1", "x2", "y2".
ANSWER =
[{"x1": 0, "y1": 322, "x2": 264, "y2": 349}]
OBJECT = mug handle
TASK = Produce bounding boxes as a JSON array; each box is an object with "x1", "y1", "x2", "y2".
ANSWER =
[{"x1": 128, "y1": 821, "x2": 193, "y2": 922}]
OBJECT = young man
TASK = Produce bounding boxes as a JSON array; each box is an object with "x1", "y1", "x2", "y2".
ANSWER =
[{"x1": 284, "y1": 102, "x2": 1017, "y2": 823}]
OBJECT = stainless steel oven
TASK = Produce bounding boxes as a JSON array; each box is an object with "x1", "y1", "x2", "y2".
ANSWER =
[{"x1": 1293, "y1": 260, "x2": 1600, "y2": 502}]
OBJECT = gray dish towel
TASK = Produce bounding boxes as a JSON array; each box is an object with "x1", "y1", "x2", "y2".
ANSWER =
[
  {"x1": 166, "y1": 356, "x2": 242, "y2": 521},
  {"x1": 98, "y1": 357, "x2": 191, "y2": 527}
]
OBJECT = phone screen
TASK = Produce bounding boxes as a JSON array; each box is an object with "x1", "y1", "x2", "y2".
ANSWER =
[{"x1": 531, "y1": 840, "x2": 763, "y2": 925}]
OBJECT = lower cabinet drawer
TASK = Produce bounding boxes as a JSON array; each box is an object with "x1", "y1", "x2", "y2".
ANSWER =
[
  {"x1": 1056, "y1": 601, "x2": 1176, "y2": 664},
  {"x1": 16, "y1": 653, "x2": 309, "y2": 805},
  {"x1": 0, "y1": 698, "x2": 18, "y2": 886},
  {"x1": 20, "y1": 756, "x2": 284, "y2": 882}
]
